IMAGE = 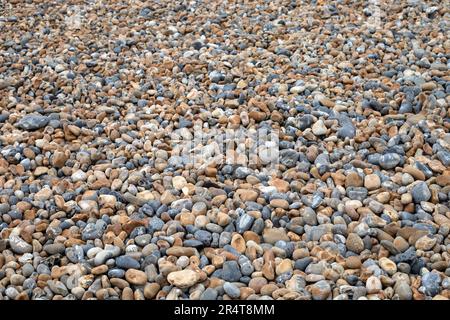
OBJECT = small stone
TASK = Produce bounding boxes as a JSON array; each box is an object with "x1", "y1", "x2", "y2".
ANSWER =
[
  {"x1": 35, "y1": 188, "x2": 52, "y2": 201},
  {"x1": 269, "y1": 198, "x2": 289, "y2": 209},
  {"x1": 337, "y1": 124, "x2": 356, "y2": 139},
  {"x1": 48, "y1": 280, "x2": 69, "y2": 296},
  {"x1": 319, "y1": 97, "x2": 334, "y2": 108},
  {"x1": 231, "y1": 234, "x2": 246, "y2": 253},
  {"x1": 393, "y1": 237, "x2": 409, "y2": 253},
  {"x1": 403, "y1": 165, "x2": 425, "y2": 181},
  {"x1": 221, "y1": 261, "x2": 242, "y2": 282},
  {"x1": 166, "y1": 247, "x2": 198, "y2": 257},
  {"x1": 276, "y1": 259, "x2": 293, "y2": 275},
  {"x1": 43, "y1": 243, "x2": 65, "y2": 255},
  {"x1": 71, "y1": 169, "x2": 87, "y2": 182},
  {"x1": 346, "y1": 256, "x2": 362, "y2": 269},
  {"x1": 192, "y1": 202, "x2": 207, "y2": 215},
  {"x1": 345, "y1": 172, "x2": 363, "y2": 188},
  {"x1": 52, "y1": 150, "x2": 68, "y2": 168},
  {"x1": 249, "y1": 277, "x2": 268, "y2": 293},
  {"x1": 200, "y1": 288, "x2": 218, "y2": 300},
  {"x1": 421, "y1": 82, "x2": 437, "y2": 91}
]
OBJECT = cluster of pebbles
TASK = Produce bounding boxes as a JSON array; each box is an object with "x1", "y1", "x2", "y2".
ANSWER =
[{"x1": 0, "y1": 0, "x2": 449, "y2": 300}]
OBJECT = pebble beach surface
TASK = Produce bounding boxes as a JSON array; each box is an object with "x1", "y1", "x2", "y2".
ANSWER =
[{"x1": 0, "y1": 0, "x2": 449, "y2": 300}]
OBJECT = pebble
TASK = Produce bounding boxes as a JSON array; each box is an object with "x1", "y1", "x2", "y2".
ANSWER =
[
  {"x1": 221, "y1": 261, "x2": 242, "y2": 282},
  {"x1": 9, "y1": 236, "x2": 33, "y2": 254},
  {"x1": 116, "y1": 256, "x2": 141, "y2": 269},
  {"x1": 415, "y1": 235, "x2": 437, "y2": 251},
  {"x1": 422, "y1": 272, "x2": 441, "y2": 297},
  {"x1": 411, "y1": 182, "x2": 431, "y2": 203},
  {"x1": 366, "y1": 276, "x2": 382, "y2": 294},
  {"x1": 312, "y1": 120, "x2": 327, "y2": 136},
  {"x1": 395, "y1": 280, "x2": 412, "y2": 300},
  {"x1": 379, "y1": 153, "x2": 401, "y2": 170},
  {"x1": 224, "y1": 282, "x2": 241, "y2": 299},
  {"x1": 310, "y1": 280, "x2": 331, "y2": 300},
  {"x1": 167, "y1": 269, "x2": 201, "y2": 289},
  {"x1": 346, "y1": 233, "x2": 365, "y2": 254},
  {"x1": 125, "y1": 269, "x2": 147, "y2": 286},
  {"x1": 364, "y1": 174, "x2": 381, "y2": 190},
  {"x1": 263, "y1": 228, "x2": 289, "y2": 244},
  {"x1": 17, "y1": 115, "x2": 49, "y2": 130},
  {"x1": 43, "y1": 243, "x2": 66, "y2": 255}
]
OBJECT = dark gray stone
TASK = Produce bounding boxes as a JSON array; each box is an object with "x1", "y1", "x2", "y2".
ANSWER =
[
  {"x1": 221, "y1": 261, "x2": 242, "y2": 282},
  {"x1": 115, "y1": 255, "x2": 140, "y2": 269},
  {"x1": 17, "y1": 114, "x2": 49, "y2": 130}
]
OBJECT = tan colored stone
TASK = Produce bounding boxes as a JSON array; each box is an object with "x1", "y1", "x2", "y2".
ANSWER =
[
  {"x1": 167, "y1": 269, "x2": 201, "y2": 289},
  {"x1": 403, "y1": 165, "x2": 425, "y2": 181},
  {"x1": 345, "y1": 256, "x2": 362, "y2": 269},
  {"x1": 345, "y1": 172, "x2": 363, "y2": 188},
  {"x1": 125, "y1": 269, "x2": 148, "y2": 285},
  {"x1": 144, "y1": 283, "x2": 160, "y2": 299},
  {"x1": 166, "y1": 246, "x2": 198, "y2": 257},
  {"x1": 269, "y1": 199, "x2": 289, "y2": 210},
  {"x1": 268, "y1": 178, "x2": 290, "y2": 192},
  {"x1": 262, "y1": 228, "x2": 289, "y2": 244},
  {"x1": 236, "y1": 189, "x2": 258, "y2": 202},
  {"x1": 276, "y1": 259, "x2": 293, "y2": 275},
  {"x1": 179, "y1": 212, "x2": 195, "y2": 226},
  {"x1": 172, "y1": 176, "x2": 187, "y2": 190},
  {"x1": 231, "y1": 234, "x2": 246, "y2": 253},
  {"x1": 415, "y1": 235, "x2": 437, "y2": 251},
  {"x1": 364, "y1": 174, "x2": 381, "y2": 190}
]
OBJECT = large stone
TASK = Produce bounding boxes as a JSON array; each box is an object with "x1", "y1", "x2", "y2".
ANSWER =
[
  {"x1": 346, "y1": 233, "x2": 364, "y2": 254},
  {"x1": 310, "y1": 280, "x2": 331, "y2": 300},
  {"x1": 415, "y1": 235, "x2": 437, "y2": 251},
  {"x1": 262, "y1": 228, "x2": 289, "y2": 244},
  {"x1": 167, "y1": 269, "x2": 201, "y2": 289},
  {"x1": 166, "y1": 246, "x2": 198, "y2": 257},
  {"x1": 411, "y1": 182, "x2": 431, "y2": 203},
  {"x1": 379, "y1": 153, "x2": 401, "y2": 169},
  {"x1": 366, "y1": 276, "x2": 382, "y2": 294},
  {"x1": 17, "y1": 115, "x2": 49, "y2": 130},
  {"x1": 221, "y1": 261, "x2": 242, "y2": 282},
  {"x1": 125, "y1": 269, "x2": 148, "y2": 285},
  {"x1": 364, "y1": 174, "x2": 381, "y2": 190},
  {"x1": 9, "y1": 236, "x2": 33, "y2": 254}
]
